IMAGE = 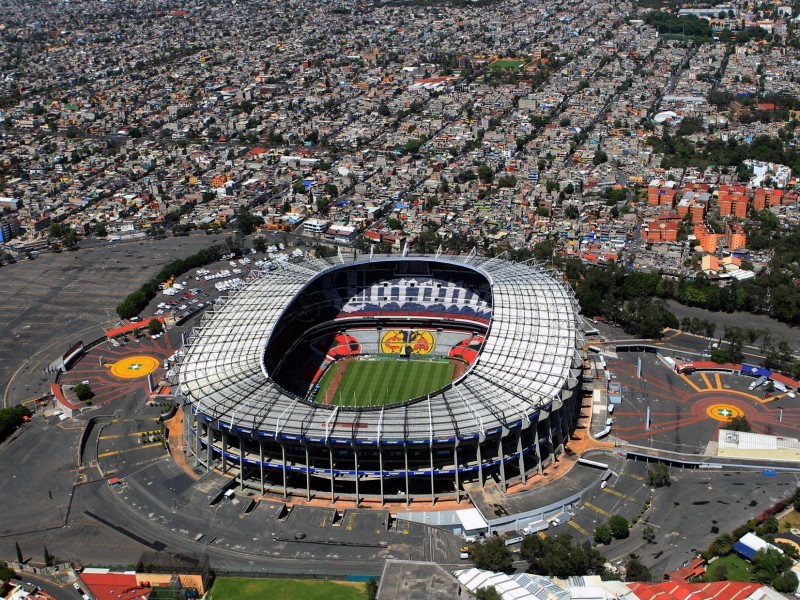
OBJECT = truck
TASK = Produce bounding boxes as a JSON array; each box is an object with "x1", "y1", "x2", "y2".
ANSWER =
[
  {"x1": 749, "y1": 375, "x2": 768, "y2": 391},
  {"x1": 522, "y1": 520, "x2": 549, "y2": 535},
  {"x1": 501, "y1": 531, "x2": 524, "y2": 546}
]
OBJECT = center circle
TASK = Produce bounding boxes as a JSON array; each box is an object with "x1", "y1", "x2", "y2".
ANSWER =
[
  {"x1": 705, "y1": 403, "x2": 744, "y2": 422},
  {"x1": 110, "y1": 355, "x2": 160, "y2": 379}
]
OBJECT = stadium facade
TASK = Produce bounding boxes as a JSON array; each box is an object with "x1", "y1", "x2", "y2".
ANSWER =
[{"x1": 178, "y1": 252, "x2": 584, "y2": 504}]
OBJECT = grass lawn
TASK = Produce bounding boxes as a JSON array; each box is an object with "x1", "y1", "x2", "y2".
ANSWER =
[
  {"x1": 779, "y1": 510, "x2": 800, "y2": 530},
  {"x1": 705, "y1": 554, "x2": 753, "y2": 582},
  {"x1": 209, "y1": 578, "x2": 366, "y2": 600},
  {"x1": 489, "y1": 58, "x2": 526, "y2": 69},
  {"x1": 317, "y1": 358, "x2": 454, "y2": 407}
]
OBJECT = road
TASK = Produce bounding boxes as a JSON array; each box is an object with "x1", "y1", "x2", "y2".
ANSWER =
[{"x1": 602, "y1": 469, "x2": 800, "y2": 577}]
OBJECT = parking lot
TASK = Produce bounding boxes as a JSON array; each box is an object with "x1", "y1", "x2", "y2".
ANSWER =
[{"x1": 545, "y1": 459, "x2": 652, "y2": 543}]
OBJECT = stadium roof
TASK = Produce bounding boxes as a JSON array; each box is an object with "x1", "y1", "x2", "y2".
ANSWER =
[{"x1": 178, "y1": 253, "x2": 582, "y2": 444}]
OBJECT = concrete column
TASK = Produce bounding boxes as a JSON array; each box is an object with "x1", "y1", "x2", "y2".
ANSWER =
[
  {"x1": 259, "y1": 439, "x2": 264, "y2": 496},
  {"x1": 305, "y1": 446, "x2": 311, "y2": 502},
  {"x1": 193, "y1": 416, "x2": 200, "y2": 468},
  {"x1": 378, "y1": 445, "x2": 385, "y2": 507},
  {"x1": 206, "y1": 426, "x2": 212, "y2": 473},
  {"x1": 329, "y1": 447, "x2": 335, "y2": 504},
  {"x1": 281, "y1": 443, "x2": 288, "y2": 498},
  {"x1": 221, "y1": 435, "x2": 227, "y2": 474},
  {"x1": 534, "y1": 429, "x2": 543, "y2": 475},
  {"x1": 454, "y1": 444, "x2": 460, "y2": 504},
  {"x1": 477, "y1": 443, "x2": 484, "y2": 487},
  {"x1": 546, "y1": 415, "x2": 557, "y2": 463},
  {"x1": 404, "y1": 445, "x2": 410, "y2": 507},
  {"x1": 239, "y1": 436, "x2": 245, "y2": 490},
  {"x1": 517, "y1": 433, "x2": 526, "y2": 485},
  {"x1": 429, "y1": 445, "x2": 435, "y2": 505},
  {"x1": 498, "y1": 437, "x2": 506, "y2": 492},
  {"x1": 354, "y1": 448, "x2": 360, "y2": 506}
]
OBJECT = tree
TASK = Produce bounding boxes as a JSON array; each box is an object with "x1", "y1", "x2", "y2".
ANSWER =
[
  {"x1": 94, "y1": 221, "x2": 108, "y2": 237},
  {"x1": 608, "y1": 515, "x2": 630, "y2": 539},
  {"x1": 49, "y1": 223, "x2": 66, "y2": 238},
  {"x1": 234, "y1": 207, "x2": 263, "y2": 236},
  {"x1": 794, "y1": 486, "x2": 800, "y2": 512},
  {"x1": 43, "y1": 546, "x2": 53, "y2": 567},
  {"x1": 0, "y1": 405, "x2": 33, "y2": 443},
  {"x1": 0, "y1": 564, "x2": 15, "y2": 581},
  {"x1": 471, "y1": 536, "x2": 513, "y2": 573},
  {"x1": 366, "y1": 577, "x2": 379, "y2": 600},
  {"x1": 62, "y1": 228, "x2": 79, "y2": 250},
  {"x1": 147, "y1": 318, "x2": 164, "y2": 336},
  {"x1": 642, "y1": 525, "x2": 656, "y2": 544},
  {"x1": 386, "y1": 218, "x2": 403, "y2": 231},
  {"x1": 475, "y1": 587, "x2": 501, "y2": 600},
  {"x1": 314, "y1": 246, "x2": 336, "y2": 259},
  {"x1": 593, "y1": 149, "x2": 608, "y2": 165},
  {"x1": 72, "y1": 383, "x2": 94, "y2": 402},
  {"x1": 752, "y1": 547, "x2": 788, "y2": 584},
  {"x1": 497, "y1": 175, "x2": 517, "y2": 188},
  {"x1": 594, "y1": 524, "x2": 612, "y2": 545},
  {"x1": 15, "y1": 542, "x2": 22, "y2": 563},
  {"x1": 772, "y1": 570, "x2": 799, "y2": 593},
  {"x1": 521, "y1": 534, "x2": 606, "y2": 578},
  {"x1": 761, "y1": 515, "x2": 779, "y2": 535},
  {"x1": 403, "y1": 138, "x2": 424, "y2": 154},
  {"x1": 477, "y1": 164, "x2": 494, "y2": 184},
  {"x1": 646, "y1": 464, "x2": 670, "y2": 487},
  {"x1": 727, "y1": 415, "x2": 751, "y2": 432},
  {"x1": 708, "y1": 533, "x2": 734, "y2": 557},
  {"x1": 625, "y1": 555, "x2": 651, "y2": 582}
]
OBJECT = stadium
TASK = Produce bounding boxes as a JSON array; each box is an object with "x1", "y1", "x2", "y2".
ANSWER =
[{"x1": 178, "y1": 252, "x2": 584, "y2": 504}]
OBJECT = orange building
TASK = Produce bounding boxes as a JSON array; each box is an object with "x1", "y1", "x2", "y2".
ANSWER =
[
  {"x1": 694, "y1": 223, "x2": 718, "y2": 254},
  {"x1": 725, "y1": 222, "x2": 747, "y2": 250},
  {"x1": 647, "y1": 184, "x2": 677, "y2": 207},
  {"x1": 677, "y1": 198, "x2": 707, "y2": 223},
  {"x1": 753, "y1": 188, "x2": 783, "y2": 210},
  {"x1": 642, "y1": 214, "x2": 679, "y2": 243}
]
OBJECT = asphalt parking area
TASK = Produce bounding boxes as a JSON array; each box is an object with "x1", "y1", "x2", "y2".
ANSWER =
[
  {"x1": 96, "y1": 408, "x2": 169, "y2": 479},
  {"x1": 549, "y1": 459, "x2": 651, "y2": 542}
]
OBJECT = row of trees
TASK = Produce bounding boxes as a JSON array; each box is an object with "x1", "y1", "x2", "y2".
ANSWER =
[
  {"x1": 116, "y1": 244, "x2": 226, "y2": 319},
  {"x1": 568, "y1": 253, "x2": 800, "y2": 333},
  {"x1": 470, "y1": 533, "x2": 654, "y2": 582}
]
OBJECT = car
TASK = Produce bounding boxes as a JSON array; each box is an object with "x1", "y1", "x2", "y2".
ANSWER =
[
  {"x1": 459, "y1": 546, "x2": 470, "y2": 560},
  {"x1": 73, "y1": 582, "x2": 81, "y2": 591}
]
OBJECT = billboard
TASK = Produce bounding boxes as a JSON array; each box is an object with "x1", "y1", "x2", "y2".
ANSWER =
[{"x1": 739, "y1": 364, "x2": 771, "y2": 378}]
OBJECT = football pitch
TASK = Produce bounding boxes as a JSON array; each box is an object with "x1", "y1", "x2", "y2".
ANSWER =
[
  {"x1": 316, "y1": 358, "x2": 455, "y2": 407},
  {"x1": 489, "y1": 58, "x2": 526, "y2": 69}
]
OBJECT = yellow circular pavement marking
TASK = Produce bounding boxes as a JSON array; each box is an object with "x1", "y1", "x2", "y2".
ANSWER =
[
  {"x1": 705, "y1": 403, "x2": 744, "y2": 422},
  {"x1": 109, "y1": 355, "x2": 160, "y2": 379}
]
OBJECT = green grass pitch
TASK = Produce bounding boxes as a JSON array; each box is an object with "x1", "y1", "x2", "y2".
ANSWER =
[
  {"x1": 316, "y1": 358, "x2": 455, "y2": 407},
  {"x1": 489, "y1": 58, "x2": 526, "y2": 69},
  {"x1": 208, "y1": 577, "x2": 366, "y2": 600}
]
